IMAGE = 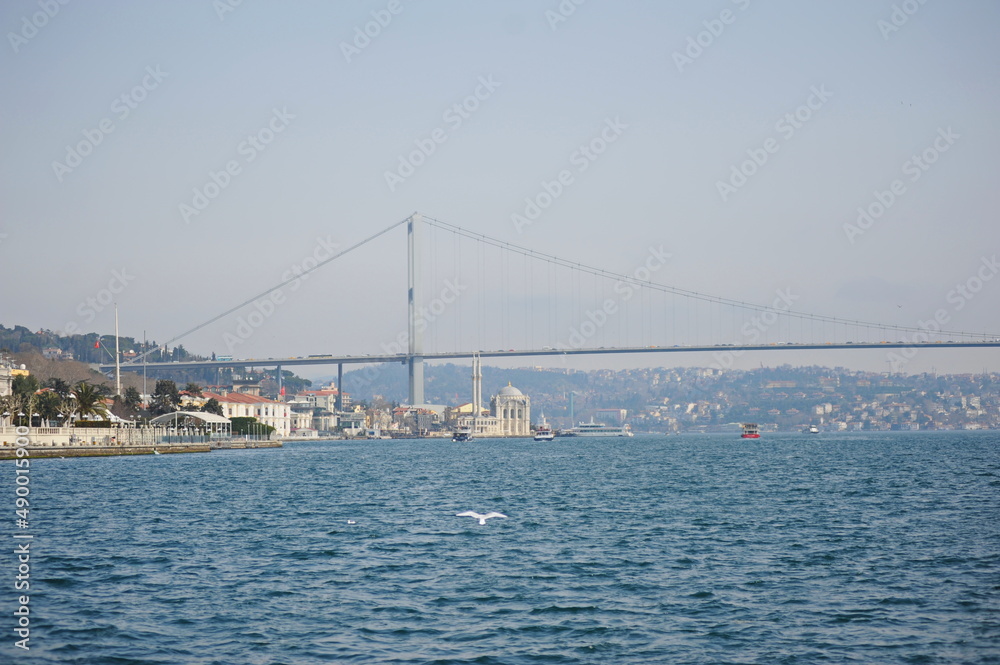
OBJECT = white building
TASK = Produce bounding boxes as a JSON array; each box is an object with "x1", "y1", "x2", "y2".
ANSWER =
[
  {"x1": 454, "y1": 355, "x2": 531, "y2": 437},
  {"x1": 490, "y1": 384, "x2": 531, "y2": 436},
  {"x1": 295, "y1": 388, "x2": 351, "y2": 412},
  {"x1": 202, "y1": 391, "x2": 291, "y2": 437}
]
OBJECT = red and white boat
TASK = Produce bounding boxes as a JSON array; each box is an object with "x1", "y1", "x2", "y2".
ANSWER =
[{"x1": 741, "y1": 423, "x2": 761, "y2": 439}]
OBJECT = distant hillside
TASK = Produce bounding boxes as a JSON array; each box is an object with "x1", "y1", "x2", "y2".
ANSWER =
[
  {"x1": 10, "y1": 350, "x2": 122, "y2": 389},
  {"x1": 341, "y1": 362, "x2": 1000, "y2": 432},
  {"x1": 0, "y1": 323, "x2": 311, "y2": 396},
  {"x1": 0, "y1": 323, "x2": 198, "y2": 364},
  {"x1": 341, "y1": 363, "x2": 592, "y2": 406}
]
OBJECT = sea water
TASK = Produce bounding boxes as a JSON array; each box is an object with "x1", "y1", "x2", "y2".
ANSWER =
[{"x1": 3, "y1": 432, "x2": 998, "y2": 664}]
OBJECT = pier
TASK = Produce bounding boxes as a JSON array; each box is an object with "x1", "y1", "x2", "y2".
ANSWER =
[{"x1": 0, "y1": 425, "x2": 280, "y2": 460}]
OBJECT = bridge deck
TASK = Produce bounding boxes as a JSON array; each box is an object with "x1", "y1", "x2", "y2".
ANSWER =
[{"x1": 105, "y1": 341, "x2": 1000, "y2": 372}]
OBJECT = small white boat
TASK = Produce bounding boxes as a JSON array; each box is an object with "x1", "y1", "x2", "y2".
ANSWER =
[
  {"x1": 806, "y1": 425, "x2": 820, "y2": 434},
  {"x1": 533, "y1": 413, "x2": 555, "y2": 441}
]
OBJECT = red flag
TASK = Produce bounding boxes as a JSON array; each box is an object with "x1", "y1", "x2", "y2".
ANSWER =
[
  {"x1": 94, "y1": 340, "x2": 100, "y2": 348},
  {"x1": 280, "y1": 387, "x2": 286, "y2": 396}
]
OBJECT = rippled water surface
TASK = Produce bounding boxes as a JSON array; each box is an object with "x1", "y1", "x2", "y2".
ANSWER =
[{"x1": 4, "y1": 432, "x2": 999, "y2": 664}]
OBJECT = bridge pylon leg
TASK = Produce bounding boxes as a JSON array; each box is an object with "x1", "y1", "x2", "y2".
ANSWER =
[{"x1": 407, "y1": 213, "x2": 425, "y2": 405}]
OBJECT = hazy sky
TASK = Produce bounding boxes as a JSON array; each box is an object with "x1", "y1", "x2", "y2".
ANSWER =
[{"x1": 2, "y1": 0, "x2": 998, "y2": 379}]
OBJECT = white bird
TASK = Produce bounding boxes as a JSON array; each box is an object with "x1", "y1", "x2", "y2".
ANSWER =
[{"x1": 456, "y1": 511, "x2": 507, "y2": 525}]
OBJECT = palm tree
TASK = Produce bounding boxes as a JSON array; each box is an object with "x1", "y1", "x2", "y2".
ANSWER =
[
  {"x1": 36, "y1": 390, "x2": 62, "y2": 425},
  {"x1": 73, "y1": 381, "x2": 109, "y2": 421}
]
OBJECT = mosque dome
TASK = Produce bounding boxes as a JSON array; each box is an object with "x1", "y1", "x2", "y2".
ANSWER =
[{"x1": 497, "y1": 382, "x2": 523, "y2": 397}]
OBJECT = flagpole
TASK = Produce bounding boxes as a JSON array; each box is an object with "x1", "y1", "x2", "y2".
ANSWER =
[{"x1": 114, "y1": 304, "x2": 121, "y2": 397}]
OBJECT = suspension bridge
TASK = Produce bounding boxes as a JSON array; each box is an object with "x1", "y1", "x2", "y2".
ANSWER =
[{"x1": 103, "y1": 213, "x2": 1000, "y2": 405}]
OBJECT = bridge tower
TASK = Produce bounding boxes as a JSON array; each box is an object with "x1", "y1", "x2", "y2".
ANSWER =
[{"x1": 408, "y1": 213, "x2": 424, "y2": 405}]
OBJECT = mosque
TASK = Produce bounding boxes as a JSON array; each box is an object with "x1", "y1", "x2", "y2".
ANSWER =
[{"x1": 453, "y1": 354, "x2": 531, "y2": 437}]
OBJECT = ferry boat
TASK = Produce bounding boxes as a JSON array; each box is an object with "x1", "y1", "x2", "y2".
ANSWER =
[
  {"x1": 533, "y1": 413, "x2": 555, "y2": 441},
  {"x1": 741, "y1": 423, "x2": 761, "y2": 439},
  {"x1": 452, "y1": 427, "x2": 473, "y2": 442},
  {"x1": 563, "y1": 418, "x2": 633, "y2": 437}
]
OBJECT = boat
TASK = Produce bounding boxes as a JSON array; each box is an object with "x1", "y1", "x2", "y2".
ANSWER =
[
  {"x1": 740, "y1": 423, "x2": 761, "y2": 439},
  {"x1": 533, "y1": 413, "x2": 555, "y2": 441},
  {"x1": 563, "y1": 418, "x2": 633, "y2": 437},
  {"x1": 366, "y1": 428, "x2": 391, "y2": 440},
  {"x1": 806, "y1": 425, "x2": 820, "y2": 434},
  {"x1": 452, "y1": 427, "x2": 473, "y2": 442}
]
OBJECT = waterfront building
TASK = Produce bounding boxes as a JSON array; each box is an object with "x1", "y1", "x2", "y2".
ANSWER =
[
  {"x1": 201, "y1": 391, "x2": 291, "y2": 436},
  {"x1": 0, "y1": 363, "x2": 12, "y2": 397},
  {"x1": 490, "y1": 384, "x2": 531, "y2": 436},
  {"x1": 452, "y1": 355, "x2": 531, "y2": 437},
  {"x1": 295, "y1": 388, "x2": 351, "y2": 411}
]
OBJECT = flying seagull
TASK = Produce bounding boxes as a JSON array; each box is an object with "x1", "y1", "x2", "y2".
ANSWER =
[{"x1": 456, "y1": 511, "x2": 507, "y2": 525}]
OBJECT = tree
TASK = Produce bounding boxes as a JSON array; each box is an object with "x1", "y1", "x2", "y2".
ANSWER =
[
  {"x1": 36, "y1": 390, "x2": 63, "y2": 425},
  {"x1": 150, "y1": 379, "x2": 180, "y2": 415},
  {"x1": 184, "y1": 382, "x2": 203, "y2": 397},
  {"x1": 0, "y1": 394, "x2": 18, "y2": 425},
  {"x1": 42, "y1": 377, "x2": 71, "y2": 397},
  {"x1": 230, "y1": 417, "x2": 274, "y2": 436},
  {"x1": 73, "y1": 381, "x2": 109, "y2": 421},
  {"x1": 11, "y1": 374, "x2": 39, "y2": 399},
  {"x1": 123, "y1": 386, "x2": 142, "y2": 414},
  {"x1": 201, "y1": 398, "x2": 224, "y2": 416},
  {"x1": 58, "y1": 393, "x2": 78, "y2": 423}
]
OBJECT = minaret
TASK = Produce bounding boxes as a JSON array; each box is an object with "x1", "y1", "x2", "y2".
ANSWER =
[{"x1": 472, "y1": 353, "x2": 482, "y2": 429}]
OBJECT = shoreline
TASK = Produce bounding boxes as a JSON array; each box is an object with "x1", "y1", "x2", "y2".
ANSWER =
[{"x1": 0, "y1": 425, "x2": 282, "y2": 460}]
